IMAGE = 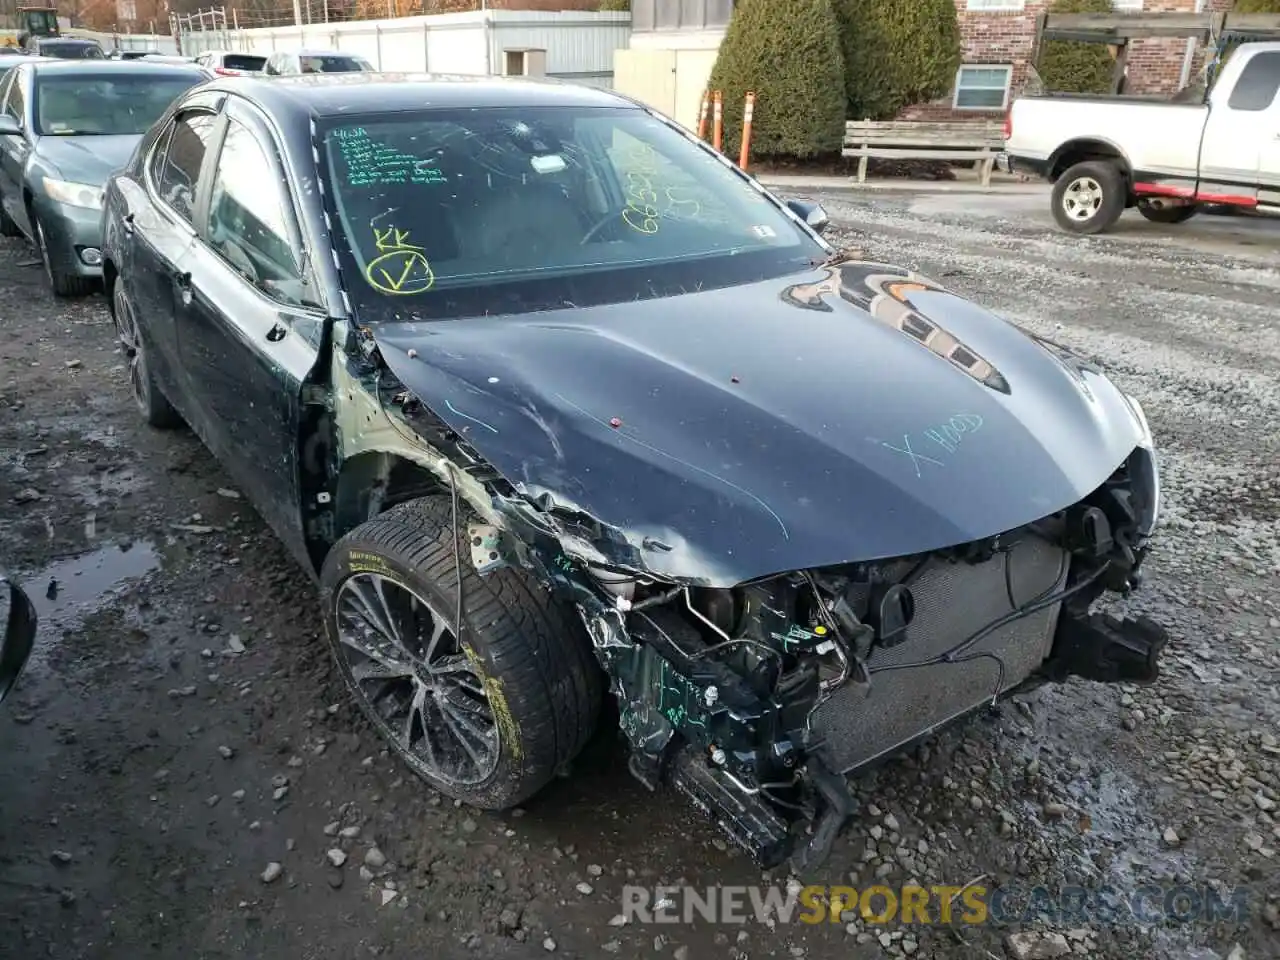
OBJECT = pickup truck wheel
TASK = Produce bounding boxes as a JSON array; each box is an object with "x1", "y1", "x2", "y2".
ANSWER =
[
  {"x1": 1137, "y1": 200, "x2": 1199, "y2": 224},
  {"x1": 320, "y1": 496, "x2": 605, "y2": 809},
  {"x1": 1052, "y1": 161, "x2": 1126, "y2": 235}
]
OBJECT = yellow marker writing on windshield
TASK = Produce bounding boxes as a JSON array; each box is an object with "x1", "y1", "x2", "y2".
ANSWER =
[
  {"x1": 365, "y1": 225, "x2": 435, "y2": 295},
  {"x1": 621, "y1": 143, "x2": 701, "y2": 235}
]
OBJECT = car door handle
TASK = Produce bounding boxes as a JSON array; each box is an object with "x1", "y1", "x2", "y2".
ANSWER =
[
  {"x1": 173, "y1": 270, "x2": 193, "y2": 306},
  {"x1": 266, "y1": 322, "x2": 287, "y2": 342}
]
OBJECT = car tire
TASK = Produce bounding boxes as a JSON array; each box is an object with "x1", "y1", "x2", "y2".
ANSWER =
[
  {"x1": 320, "y1": 495, "x2": 605, "y2": 809},
  {"x1": 0, "y1": 200, "x2": 20, "y2": 238},
  {"x1": 1137, "y1": 199, "x2": 1199, "y2": 224},
  {"x1": 1051, "y1": 161, "x2": 1126, "y2": 235},
  {"x1": 34, "y1": 214, "x2": 94, "y2": 297},
  {"x1": 112, "y1": 277, "x2": 184, "y2": 429}
]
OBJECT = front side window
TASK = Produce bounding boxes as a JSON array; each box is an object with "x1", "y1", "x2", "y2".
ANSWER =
[
  {"x1": 206, "y1": 118, "x2": 308, "y2": 305},
  {"x1": 155, "y1": 111, "x2": 218, "y2": 222},
  {"x1": 319, "y1": 106, "x2": 821, "y2": 321},
  {"x1": 3, "y1": 71, "x2": 25, "y2": 122},
  {"x1": 34, "y1": 72, "x2": 202, "y2": 136},
  {"x1": 954, "y1": 65, "x2": 1012, "y2": 110}
]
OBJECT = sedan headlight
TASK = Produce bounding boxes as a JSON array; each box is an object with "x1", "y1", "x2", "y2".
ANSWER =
[
  {"x1": 42, "y1": 178, "x2": 104, "y2": 211},
  {"x1": 1124, "y1": 393, "x2": 1160, "y2": 537}
]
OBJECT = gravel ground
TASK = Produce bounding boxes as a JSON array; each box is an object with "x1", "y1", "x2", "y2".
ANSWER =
[{"x1": 0, "y1": 193, "x2": 1277, "y2": 960}]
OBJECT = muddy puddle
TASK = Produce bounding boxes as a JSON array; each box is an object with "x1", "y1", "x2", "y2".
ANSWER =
[{"x1": 20, "y1": 540, "x2": 160, "y2": 670}]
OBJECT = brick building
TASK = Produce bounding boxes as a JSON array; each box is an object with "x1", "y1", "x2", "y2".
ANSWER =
[{"x1": 900, "y1": 0, "x2": 1237, "y2": 121}]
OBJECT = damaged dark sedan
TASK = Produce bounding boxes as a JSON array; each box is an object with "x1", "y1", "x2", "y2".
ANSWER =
[{"x1": 100, "y1": 73, "x2": 1167, "y2": 870}]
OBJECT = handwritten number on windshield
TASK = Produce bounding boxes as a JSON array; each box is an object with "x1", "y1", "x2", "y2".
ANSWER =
[
  {"x1": 364, "y1": 225, "x2": 435, "y2": 295},
  {"x1": 621, "y1": 143, "x2": 701, "y2": 236}
]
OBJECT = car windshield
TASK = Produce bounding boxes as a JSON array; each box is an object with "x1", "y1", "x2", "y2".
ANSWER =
[
  {"x1": 319, "y1": 105, "x2": 823, "y2": 321},
  {"x1": 40, "y1": 42, "x2": 104, "y2": 59},
  {"x1": 34, "y1": 72, "x2": 201, "y2": 135},
  {"x1": 301, "y1": 54, "x2": 371, "y2": 73}
]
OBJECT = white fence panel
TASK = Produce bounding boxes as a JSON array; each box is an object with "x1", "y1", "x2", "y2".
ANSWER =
[
  {"x1": 424, "y1": 19, "x2": 487, "y2": 74},
  {"x1": 375, "y1": 25, "x2": 427, "y2": 72},
  {"x1": 178, "y1": 9, "x2": 627, "y2": 82},
  {"x1": 490, "y1": 10, "x2": 629, "y2": 86},
  {"x1": 68, "y1": 28, "x2": 178, "y2": 54}
]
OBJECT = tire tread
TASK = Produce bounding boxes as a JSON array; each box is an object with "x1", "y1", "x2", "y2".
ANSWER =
[{"x1": 321, "y1": 495, "x2": 604, "y2": 808}]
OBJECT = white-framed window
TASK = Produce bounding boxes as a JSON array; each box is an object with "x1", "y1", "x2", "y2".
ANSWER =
[
  {"x1": 953, "y1": 65, "x2": 1013, "y2": 111},
  {"x1": 966, "y1": 0, "x2": 1025, "y2": 11},
  {"x1": 1112, "y1": 0, "x2": 1143, "y2": 10}
]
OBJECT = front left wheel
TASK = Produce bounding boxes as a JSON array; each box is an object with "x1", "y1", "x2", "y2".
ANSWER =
[
  {"x1": 320, "y1": 497, "x2": 605, "y2": 809},
  {"x1": 0, "y1": 198, "x2": 21, "y2": 238},
  {"x1": 34, "y1": 214, "x2": 94, "y2": 297}
]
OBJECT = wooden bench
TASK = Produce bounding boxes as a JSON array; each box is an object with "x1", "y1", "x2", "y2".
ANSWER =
[{"x1": 842, "y1": 120, "x2": 1007, "y2": 186}]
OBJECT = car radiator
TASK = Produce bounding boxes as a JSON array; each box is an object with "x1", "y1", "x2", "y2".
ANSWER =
[{"x1": 812, "y1": 534, "x2": 1070, "y2": 775}]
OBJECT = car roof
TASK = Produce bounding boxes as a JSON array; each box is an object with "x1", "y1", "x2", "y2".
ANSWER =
[
  {"x1": 28, "y1": 58, "x2": 206, "y2": 76},
  {"x1": 36, "y1": 37, "x2": 99, "y2": 45},
  {"x1": 286, "y1": 49, "x2": 366, "y2": 57},
  {"x1": 206, "y1": 72, "x2": 635, "y2": 118}
]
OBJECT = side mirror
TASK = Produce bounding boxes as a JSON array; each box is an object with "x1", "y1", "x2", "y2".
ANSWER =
[
  {"x1": 0, "y1": 114, "x2": 21, "y2": 136},
  {"x1": 785, "y1": 197, "x2": 830, "y2": 235},
  {"x1": 0, "y1": 577, "x2": 37, "y2": 706}
]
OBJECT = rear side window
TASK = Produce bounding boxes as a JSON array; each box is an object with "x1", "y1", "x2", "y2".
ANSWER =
[
  {"x1": 154, "y1": 111, "x2": 218, "y2": 223},
  {"x1": 223, "y1": 54, "x2": 266, "y2": 72},
  {"x1": 1228, "y1": 52, "x2": 1280, "y2": 112}
]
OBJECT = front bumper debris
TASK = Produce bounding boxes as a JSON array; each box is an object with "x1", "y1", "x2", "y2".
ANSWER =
[{"x1": 1041, "y1": 611, "x2": 1168, "y2": 685}]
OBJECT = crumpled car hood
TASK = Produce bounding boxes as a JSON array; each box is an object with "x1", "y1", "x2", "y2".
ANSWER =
[{"x1": 372, "y1": 260, "x2": 1145, "y2": 586}]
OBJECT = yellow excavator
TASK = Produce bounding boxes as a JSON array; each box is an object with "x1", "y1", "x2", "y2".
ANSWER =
[{"x1": 1, "y1": 6, "x2": 60, "y2": 50}]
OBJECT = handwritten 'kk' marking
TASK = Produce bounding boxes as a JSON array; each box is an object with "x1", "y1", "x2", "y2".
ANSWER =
[
  {"x1": 882, "y1": 434, "x2": 945, "y2": 478},
  {"x1": 365, "y1": 225, "x2": 434, "y2": 296}
]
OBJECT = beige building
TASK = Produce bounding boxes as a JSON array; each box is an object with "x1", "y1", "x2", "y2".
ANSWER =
[{"x1": 613, "y1": 0, "x2": 733, "y2": 130}]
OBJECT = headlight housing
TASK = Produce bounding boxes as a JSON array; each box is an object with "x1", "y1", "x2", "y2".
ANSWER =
[
  {"x1": 1124, "y1": 393, "x2": 1160, "y2": 537},
  {"x1": 42, "y1": 178, "x2": 104, "y2": 211}
]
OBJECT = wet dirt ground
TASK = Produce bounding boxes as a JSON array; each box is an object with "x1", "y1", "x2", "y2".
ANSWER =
[{"x1": 1, "y1": 197, "x2": 1277, "y2": 960}]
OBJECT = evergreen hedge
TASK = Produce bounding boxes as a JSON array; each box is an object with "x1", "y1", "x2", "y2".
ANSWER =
[
  {"x1": 1037, "y1": 0, "x2": 1118, "y2": 95},
  {"x1": 836, "y1": 0, "x2": 961, "y2": 121},
  {"x1": 705, "y1": 0, "x2": 847, "y2": 159}
]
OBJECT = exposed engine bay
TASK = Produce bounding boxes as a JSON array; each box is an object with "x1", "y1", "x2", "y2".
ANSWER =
[{"x1": 453, "y1": 428, "x2": 1166, "y2": 870}]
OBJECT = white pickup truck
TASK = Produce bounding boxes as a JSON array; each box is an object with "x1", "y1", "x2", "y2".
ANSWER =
[{"x1": 1001, "y1": 41, "x2": 1280, "y2": 234}]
